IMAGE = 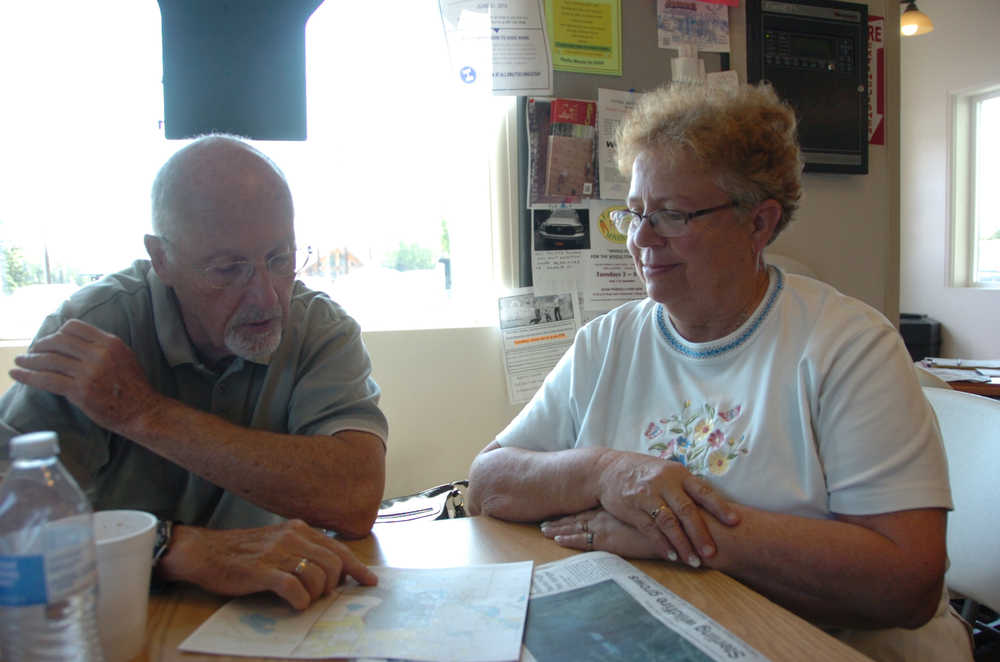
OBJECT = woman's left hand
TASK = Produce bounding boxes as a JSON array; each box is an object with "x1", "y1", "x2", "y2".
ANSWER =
[{"x1": 540, "y1": 509, "x2": 662, "y2": 560}]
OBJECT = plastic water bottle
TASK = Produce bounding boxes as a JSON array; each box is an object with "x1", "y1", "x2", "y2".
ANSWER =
[{"x1": 0, "y1": 431, "x2": 105, "y2": 661}]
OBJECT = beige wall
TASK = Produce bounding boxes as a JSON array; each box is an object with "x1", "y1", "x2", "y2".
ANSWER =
[
  {"x1": 363, "y1": 328, "x2": 523, "y2": 498},
  {"x1": 0, "y1": 345, "x2": 17, "y2": 393},
  {"x1": 899, "y1": 0, "x2": 1000, "y2": 357}
]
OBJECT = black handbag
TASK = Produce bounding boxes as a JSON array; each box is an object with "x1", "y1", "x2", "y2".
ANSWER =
[{"x1": 376, "y1": 480, "x2": 469, "y2": 523}]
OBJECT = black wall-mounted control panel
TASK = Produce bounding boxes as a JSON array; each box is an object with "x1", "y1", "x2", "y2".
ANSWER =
[{"x1": 747, "y1": 0, "x2": 869, "y2": 174}]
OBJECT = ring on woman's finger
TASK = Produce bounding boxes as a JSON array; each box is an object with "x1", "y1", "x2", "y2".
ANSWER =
[
  {"x1": 580, "y1": 519, "x2": 589, "y2": 533},
  {"x1": 649, "y1": 503, "x2": 668, "y2": 520},
  {"x1": 586, "y1": 531, "x2": 594, "y2": 550},
  {"x1": 292, "y1": 557, "x2": 312, "y2": 576}
]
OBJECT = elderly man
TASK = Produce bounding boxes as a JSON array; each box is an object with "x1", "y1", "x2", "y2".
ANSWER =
[{"x1": 0, "y1": 136, "x2": 387, "y2": 609}]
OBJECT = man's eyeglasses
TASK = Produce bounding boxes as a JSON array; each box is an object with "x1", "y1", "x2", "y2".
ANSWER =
[
  {"x1": 200, "y1": 247, "x2": 313, "y2": 290},
  {"x1": 610, "y1": 201, "x2": 739, "y2": 238}
]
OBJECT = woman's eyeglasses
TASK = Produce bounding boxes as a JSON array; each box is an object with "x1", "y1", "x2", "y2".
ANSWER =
[{"x1": 610, "y1": 201, "x2": 739, "y2": 237}]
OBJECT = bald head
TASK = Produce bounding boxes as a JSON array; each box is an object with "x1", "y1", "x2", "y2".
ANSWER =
[
  {"x1": 145, "y1": 135, "x2": 299, "y2": 364},
  {"x1": 151, "y1": 135, "x2": 293, "y2": 242}
]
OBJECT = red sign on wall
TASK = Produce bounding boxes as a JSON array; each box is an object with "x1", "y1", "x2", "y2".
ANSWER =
[{"x1": 868, "y1": 16, "x2": 885, "y2": 145}]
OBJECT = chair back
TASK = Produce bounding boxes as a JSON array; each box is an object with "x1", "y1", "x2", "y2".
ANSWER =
[
  {"x1": 915, "y1": 364, "x2": 952, "y2": 389},
  {"x1": 922, "y1": 386, "x2": 1000, "y2": 612},
  {"x1": 765, "y1": 253, "x2": 818, "y2": 279}
]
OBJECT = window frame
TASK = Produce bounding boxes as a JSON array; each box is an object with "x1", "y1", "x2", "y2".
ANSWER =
[
  {"x1": 0, "y1": 1, "x2": 522, "y2": 340},
  {"x1": 949, "y1": 83, "x2": 1000, "y2": 288}
]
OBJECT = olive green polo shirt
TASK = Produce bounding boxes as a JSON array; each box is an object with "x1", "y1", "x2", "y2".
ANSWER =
[{"x1": 0, "y1": 260, "x2": 387, "y2": 529}]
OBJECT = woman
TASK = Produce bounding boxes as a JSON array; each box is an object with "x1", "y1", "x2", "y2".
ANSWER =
[{"x1": 467, "y1": 83, "x2": 971, "y2": 661}]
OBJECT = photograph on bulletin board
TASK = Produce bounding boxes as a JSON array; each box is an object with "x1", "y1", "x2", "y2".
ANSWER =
[
  {"x1": 533, "y1": 208, "x2": 592, "y2": 252},
  {"x1": 657, "y1": 0, "x2": 731, "y2": 53},
  {"x1": 527, "y1": 97, "x2": 600, "y2": 207}
]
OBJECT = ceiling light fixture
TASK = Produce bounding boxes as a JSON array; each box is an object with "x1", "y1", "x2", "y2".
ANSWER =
[{"x1": 900, "y1": 0, "x2": 934, "y2": 37}]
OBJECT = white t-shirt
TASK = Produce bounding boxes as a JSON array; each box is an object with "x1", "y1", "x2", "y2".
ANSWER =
[
  {"x1": 497, "y1": 267, "x2": 951, "y2": 517},
  {"x1": 496, "y1": 267, "x2": 970, "y2": 662}
]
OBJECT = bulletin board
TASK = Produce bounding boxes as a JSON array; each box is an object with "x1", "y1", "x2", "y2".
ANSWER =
[{"x1": 516, "y1": 2, "x2": 731, "y2": 287}]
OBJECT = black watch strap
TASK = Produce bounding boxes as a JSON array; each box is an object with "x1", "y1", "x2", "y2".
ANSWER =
[{"x1": 152, "y1": 519, "x2": 173, "y2": 566}]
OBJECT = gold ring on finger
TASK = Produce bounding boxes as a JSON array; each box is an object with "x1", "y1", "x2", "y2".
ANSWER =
[
  {"x1": 649, "y1": 504, "x2": 667, "y2": 520},
  {"x1": 292, "y1": 557, "x2": 311, "y2": 576}
]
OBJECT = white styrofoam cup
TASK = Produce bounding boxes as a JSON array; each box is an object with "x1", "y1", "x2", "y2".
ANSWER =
[{"x1": 94, "y1": 509, "x2": 157, "y2": 662}]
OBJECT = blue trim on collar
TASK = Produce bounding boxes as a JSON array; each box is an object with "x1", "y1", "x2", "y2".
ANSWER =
[{"x1": 654, "y1": 268, "x2": 784, "y2": 359}]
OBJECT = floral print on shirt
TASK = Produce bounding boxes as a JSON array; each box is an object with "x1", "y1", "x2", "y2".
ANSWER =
[{"x1": 644, "y1": 400, "x2": 749, "y2": 476}]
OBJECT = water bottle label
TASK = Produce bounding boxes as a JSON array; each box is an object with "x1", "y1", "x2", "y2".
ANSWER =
[
  {"x1": 0, "y1": 555, "x2": 47, "y2": 606},
  {"x1": 0, "y1": 516, "x2": 97, "y2": 606}
]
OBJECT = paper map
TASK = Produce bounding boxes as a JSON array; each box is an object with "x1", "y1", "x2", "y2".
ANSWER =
[{"x1": 180, "y1": 562, "x2": 533, "y2": 661}]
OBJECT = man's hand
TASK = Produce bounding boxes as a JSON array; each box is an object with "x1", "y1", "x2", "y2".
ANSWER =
[
  {"x1": 159, "y1": 520, "x2": 378, "y2": 610},
  {"x1": 10, "y1": 319, "x2": 162, "y2": 434},
  {"x1": 596, "y1": 451, "x2": 740, "y2": 567}
]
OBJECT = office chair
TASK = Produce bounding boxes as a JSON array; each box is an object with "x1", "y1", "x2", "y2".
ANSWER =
[
  {"x1": 915, "y1": 363, "x2": 952, "y2": 389},
  {"x1": 922, "y1": 387, "x2": 1000, "y2": 655},
  {"x1": 764, "y1": 253, "x2": 819, "y2": 279}
]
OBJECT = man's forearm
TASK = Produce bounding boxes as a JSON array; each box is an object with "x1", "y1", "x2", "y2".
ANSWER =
[{"x1": 124, "y1": 395, "x2": 385, "y2": 536}]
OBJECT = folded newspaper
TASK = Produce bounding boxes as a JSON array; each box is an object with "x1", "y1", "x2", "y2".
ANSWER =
[{"x1": 521, "y1": 551, "x2": 769, "y2": 662}]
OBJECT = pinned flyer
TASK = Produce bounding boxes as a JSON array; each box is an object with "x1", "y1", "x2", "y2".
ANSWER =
[
  {"x1": 657, "y1": 1, "x2": 731, "y2": 53},
  {"x1": 438, "y1": 0, "x2": 553, "y2": 96},
  {"x1": 498, "y1": 288, "x2": 579, "y2": 404}
]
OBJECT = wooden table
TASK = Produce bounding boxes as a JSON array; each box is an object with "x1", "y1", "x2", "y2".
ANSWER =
[
  {"x1": 139, "y1": 516, "x2": 872, "y2": 662},
  {"x1": 949, "y1": 379, "x2": 1000, "y2": 399}
]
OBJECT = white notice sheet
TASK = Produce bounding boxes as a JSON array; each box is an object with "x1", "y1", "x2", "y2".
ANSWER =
[
  {"x1": 584, "y1": 199, "x2": 645, "y2": 312},
  {"x1": 439, "y1": 0, "x2": 552, "y2": 95},
  {"x1": 179, "y1": 562, "x2": 533, "y2": 661},
  {"x1": 498, "y1": 288, "x2": 578, "y2": 404},
  {"x1": 597, "y1": 88, "x2": 639, "y2": 201}
]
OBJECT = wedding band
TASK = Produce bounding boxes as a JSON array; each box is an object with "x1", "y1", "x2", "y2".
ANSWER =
[
  {"x1": 649, "y1": 504, "x2": 667, "y2": 520},
  {"x1": 586, "y1": 531, "x2": 594, "y2": 549},
  {"x1": 580, "y1": 519, "x2": 589, "y2": 533},
  {"x1": 292, "y1": 557, "x2": 311, "y2": 576}
]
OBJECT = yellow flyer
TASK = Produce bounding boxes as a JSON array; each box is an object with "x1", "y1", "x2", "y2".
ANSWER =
[{"x1": 545, "y1": 0, "x2": 622, "y2": 76}]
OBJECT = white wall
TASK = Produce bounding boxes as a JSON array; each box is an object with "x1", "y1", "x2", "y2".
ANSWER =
[
  {"x1": 900, "y1": 0, "x2": 1000, "y2": 357},
  {"x1": 363, "y1": 328, "x2": 523, "y2": 498}
]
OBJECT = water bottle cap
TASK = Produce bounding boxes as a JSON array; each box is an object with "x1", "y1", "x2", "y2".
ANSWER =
[{"x1": 10, "y1": 431, "x2": 60, "y2": 459}]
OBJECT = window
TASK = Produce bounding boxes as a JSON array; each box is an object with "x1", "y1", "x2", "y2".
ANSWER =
[
  {"x1": 0, "y1": 1, "x2": 515, "y2": 340},
  {"x1": 950, "y1": 84, "x2": 1000, "y2": 287}
]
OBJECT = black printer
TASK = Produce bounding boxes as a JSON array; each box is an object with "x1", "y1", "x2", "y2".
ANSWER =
[{"x1": 899, "y1": 313, "x2": 941, "y2": 362}]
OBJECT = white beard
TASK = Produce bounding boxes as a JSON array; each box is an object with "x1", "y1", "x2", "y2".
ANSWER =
[{"x1": 224, "y1": 306, "x2": 283, "y2": 362}]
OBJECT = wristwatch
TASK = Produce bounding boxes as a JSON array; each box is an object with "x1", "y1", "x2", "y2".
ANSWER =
[{"x1": 152, "y1": 519, "x2": 173, "y2": 566}]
